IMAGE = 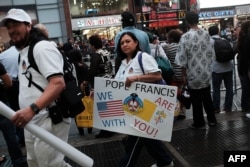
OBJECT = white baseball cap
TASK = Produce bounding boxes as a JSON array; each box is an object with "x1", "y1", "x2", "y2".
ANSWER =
[{"x1": 1, "y1": 8, "x2": 32, "y2": 26}]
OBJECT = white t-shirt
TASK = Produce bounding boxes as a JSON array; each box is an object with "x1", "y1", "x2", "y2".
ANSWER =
[
  {"x1": 115, "y1": 51, "x2": 160, "y2": 81},
  {"x1": 18, "y1": 41, "x2": 64, "y2": 124},
  {"x1": 149, "y1": 43, "x2": 168, "y2": 59}
]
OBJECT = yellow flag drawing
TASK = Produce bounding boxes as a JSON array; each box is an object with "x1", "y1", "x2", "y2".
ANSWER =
[{"x1": 136, "y1": 99, "x2": 157, "y2": 122}]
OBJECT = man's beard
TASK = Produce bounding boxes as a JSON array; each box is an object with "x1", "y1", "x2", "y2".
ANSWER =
[{"x1": 13, "y1": 31, "x2": 30, "y2": 50}]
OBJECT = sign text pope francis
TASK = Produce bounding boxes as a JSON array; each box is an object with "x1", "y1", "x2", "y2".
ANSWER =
[{"x1": 93, "y1": 77, "x2": 177, "y2": 141}]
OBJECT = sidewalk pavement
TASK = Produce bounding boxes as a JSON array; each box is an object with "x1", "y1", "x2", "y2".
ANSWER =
[
  {"x1": 0, "y1": 109, "x2": 247, "y2": 167},
  {"x1": 65, "y1": 110, "x2": 247, "y2": 167}
]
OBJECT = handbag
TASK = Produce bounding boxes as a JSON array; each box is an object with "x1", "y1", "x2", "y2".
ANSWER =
[
  {"x1": 58, "y1": 81, "x2": 85, "y2": 118},
  {"x1": 76, "y1": 96, "x2": 94, "y2": 128},
  {"x1": 179, "y1": 85, "x2": 191, "y2": 109},
  {"x1": 155, "y1": 44, "x2": 174, "y2": 84}
]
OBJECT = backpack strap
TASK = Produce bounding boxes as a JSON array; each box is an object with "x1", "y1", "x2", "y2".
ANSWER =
[
  {"x1": 138, "y1": 52, "x2": 145, "y2": 74},
  {"x1": 155, "y1": 44, "x2": 160, "y2": 57},
  {"x1": 24, "y1": 38, "x2": 48, "y2": 91},
  {"x1": 25, "y1": 47, "x2": 71, "y2": 93},
  {"x1": 22, "y1": 38, "x2": 42, "y2": 90},
  {"x1": 27, "y1": 38, "x2": 44, "y2": 74}
]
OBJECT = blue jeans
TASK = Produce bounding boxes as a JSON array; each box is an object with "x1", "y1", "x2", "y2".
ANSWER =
[
  {"x1": 239, "y1": 74, "x2": 250, "y2": 111},
  {"x1": 0, "y1": 115, "x2": 26, "y2": 166},
  {"x1": 119, "y1": 136, "x2": 172, "y2": 167},
  {"x1": 212, "y1": 71, "x2": 233, "y2": 111}
]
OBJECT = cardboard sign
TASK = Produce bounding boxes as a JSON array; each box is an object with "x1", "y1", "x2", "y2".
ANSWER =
[{"x1": 93, "y1": 77, "x2": 177, "y2": 141}]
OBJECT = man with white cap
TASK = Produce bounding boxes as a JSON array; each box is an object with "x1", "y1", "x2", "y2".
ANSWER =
[{"x1": 1, "y1": 8, "x2": 72, "y2": 167}]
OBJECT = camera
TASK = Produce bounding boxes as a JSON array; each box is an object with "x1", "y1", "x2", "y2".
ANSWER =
[{"x1": 48, "y1": 105, "x2": 63, "y2": 124}]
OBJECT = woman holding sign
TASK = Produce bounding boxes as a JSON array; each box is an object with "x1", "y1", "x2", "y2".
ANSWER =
[{"x1": 115, "y1": 31, "x2": 174, "y2": 167}]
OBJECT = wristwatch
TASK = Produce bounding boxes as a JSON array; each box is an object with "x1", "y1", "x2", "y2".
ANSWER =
[{"x1": 30, "y1": 103, "x2": 40, "y2": 114}]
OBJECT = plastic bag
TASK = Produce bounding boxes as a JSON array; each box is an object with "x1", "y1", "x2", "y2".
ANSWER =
[{"x1": 76, "y1": 96, "x2": 94, "y2": 128}]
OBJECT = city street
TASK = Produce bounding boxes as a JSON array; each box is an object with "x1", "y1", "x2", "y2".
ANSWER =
[
  {"x1": 0, "y1": 0, "x2": 249, "y2": 166},
  {"x1": 0, "y1": 58, "x2": 245, "y2": 167}
]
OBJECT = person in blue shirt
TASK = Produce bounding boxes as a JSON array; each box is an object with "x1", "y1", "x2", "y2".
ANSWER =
[
  {"x1": 0, "y1": 62, "x2": 27, "y2": 167},
  {"x1": 0, "y1": 42, "x2": 25, "y2": 147},
  {"x1": 114, "y1": 11, "x2": 151, "y2": 72}
]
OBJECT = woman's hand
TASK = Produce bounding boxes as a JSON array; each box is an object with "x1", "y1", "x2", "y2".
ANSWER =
[
  {"x1": 89, "y1": 89, "x2": 94, "y2": 99},
  {"x1": 125, "y1": 75, "x2": 138, "y2": 87}
]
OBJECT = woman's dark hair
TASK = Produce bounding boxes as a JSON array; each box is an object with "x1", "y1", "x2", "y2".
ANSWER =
[
  {"x1": 167, "y1": 29, "x2": 181, "y2": 43},
  {"x1": 89, "y1": 35, "x2": 103, "y2": 49},
  {"x1": 115, "y1": 31, "x2": 141, "y2": 73},
  {"x1": 27, "y1": 26, "x2": 49, "y2": 49},
  {"x1": 237, "y1": 21, "x2": 250, "y2": 52},
  {"x1": 67, "y1": 49, "x2": 83, "y2": 63},
  {"x1": 29, "y1": 26, "x2": 49, "y2": 42}
]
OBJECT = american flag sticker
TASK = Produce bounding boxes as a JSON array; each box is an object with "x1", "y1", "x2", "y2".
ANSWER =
[{"x1": 97, "y1": 100, "x2": 125, "y2": 118}]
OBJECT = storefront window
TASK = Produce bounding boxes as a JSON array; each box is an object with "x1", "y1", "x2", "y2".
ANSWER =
[{"x1": 69, "y1": 0, "x2": 128, "y2": 18}]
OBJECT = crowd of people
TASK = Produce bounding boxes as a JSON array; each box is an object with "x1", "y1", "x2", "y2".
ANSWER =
[{"x1": 0, "y1": 7, "x2": 249, "y2": 167}]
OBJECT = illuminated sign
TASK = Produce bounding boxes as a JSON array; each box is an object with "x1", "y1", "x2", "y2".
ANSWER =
[
  {"x1": 146, "y1": 0, "x2": 180, "y2": 10},
  {"x1": 149, "y1": 20, "x2": 179, "y2": 27},
  {"x1": 199, "y1": 10, "x2": 235, "y2": 19},
  {"x1": 136, "y1": 11, "x2": 179, "y2": 23},
  {"x1": 136, "y1": 10, "x2": 181, "y2": 27},
  {"x1": 149, "y1": 11, "x2": 178, "y2": 20},
  {"x1": 157, "y1": 12, "x2": 177, "y2": 19},
  {"x1": 178, "y1": 11, "x2": 186, "y2": 18},
  {"x1": 136, "y1": 13, "x2": 147, "y2": 22},
  {"x1": 236, "y1": 5, "x2": 250, "y2": 15},
  {"x1": 78, "y1": 17, "x2": 120, "y2": 27},
  {"x1": 72, "y1": 15, "x2": 121, "y2": 30}
]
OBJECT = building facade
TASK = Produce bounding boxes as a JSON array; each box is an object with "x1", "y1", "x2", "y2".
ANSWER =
[
  {"x1": 0, "y1": 0, "x2": 71, "y2": 46},
  {"x1": 0, "y1": 0, "x2": 249, "y2": 48}
]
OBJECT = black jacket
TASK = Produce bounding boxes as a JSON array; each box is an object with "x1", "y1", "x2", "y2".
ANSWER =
[{"x1": 237, "y1": 36, "x2": 250, "y2": 76}]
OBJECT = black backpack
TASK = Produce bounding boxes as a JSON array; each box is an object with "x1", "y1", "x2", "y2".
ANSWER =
[
  {"x1": 213, "y1": 37, "x2": 235, "y2": 62},
  {"x1": 26, "y1": 39, "x2": 85, "y2": 123}
]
